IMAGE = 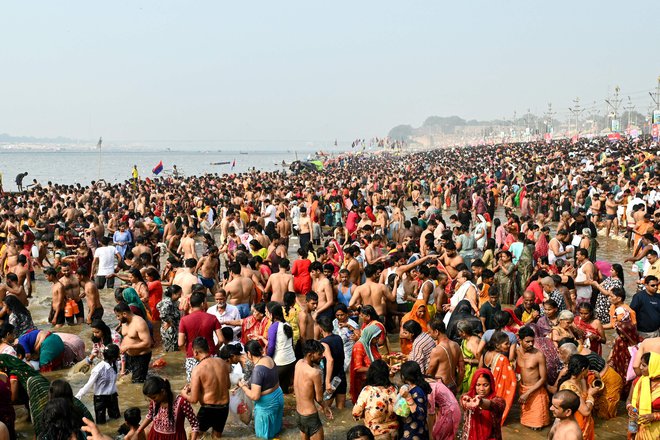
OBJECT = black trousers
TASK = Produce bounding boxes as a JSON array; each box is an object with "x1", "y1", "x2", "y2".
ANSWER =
[
  {"x1": 125, "y1": 352, "x2": 152, "y2": 383},
  {"x1": 299, "y1": 232, "x2": 311, "y2": 251},
  {"x1": 94, "y1": 393, "x2": 120, "y2": 424}
]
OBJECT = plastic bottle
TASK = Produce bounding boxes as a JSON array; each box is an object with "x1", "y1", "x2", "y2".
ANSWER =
[
  {"x1": 323, "y1": 376, "x2": 342, "y2": 400},
  {"x1": 628, "y1": 407, "x2": 638, "y2": 434}
]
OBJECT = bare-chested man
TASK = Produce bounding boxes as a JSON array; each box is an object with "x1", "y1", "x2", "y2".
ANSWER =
[
  {"x1": 275, "y1": 212, "x2": 292, "y2": 248},
  {"x1": 349, "y1": 264, "x2": 394, "y2": 320},
  {"x1": 0, "y1": 238, "x2": 19, "y2": 277},
  {"x1": 516, "y1": 326, "x2": 549, "y2": 430},
  {"x1": 299, "y1": 292, "x2": 318, "y2": 347},
  {"x1": 343, "y1": 246, "x2": 362, "y2": 285},
  {"x1": 419, "y1": 220, "x2": 437, "y2": 256},
  {"x1": 0, "y1": 273, "x2": 26, "y2": 305},
  {"x1": 218, "y1": 211, "x2": 234, "y2": 243},
  {"x1": 173, "y1": 258, "x2": 201, "y2": 314},
  {"x1": 633, "y1": 336, "x2": 660, "y2": 375},
  {"x1": 131, "y1": 236, "x2": 152, "y2": 262},
  {"x1": 58, "y1": 262, "x2": 84, "y2": 325},
  {"x1": 181, "y1": 337, "x2": 230, "y2": 439},
  {"x1": 196, "y1": 246, "x2": 220, "y2": 293},
  {"x1": 309, "y1": 262, "x2": 334, "y2": 335},
  {"x1": 264, "y1": 258, "x2": 294, "y2": 303},
  {"x1": 177, "y1": 228, "x2": 198, "y2": 260},
  {"x1": 548, "y1": 390, "x2": 584, "y2": 440},
  {"x1": 299, "y1": 206, "x2": 313, "y2": 251},
  {"x1": 11, "y1": 254, "x2": 32, "y2": 298},
  {"x1": 223, "y1": 262, "x2": 255, "y2": 318},
  {"x1": 76, "y1": 267, "x2": 103, "y2": 323},
  {"x1": 161, "y1": 214, "x2": 177, "y2": 245},
  {"x1": 604, "y1": 192, "x2": 619, "y2": 237},
  {"x1": 438, "y1": 242, "x2": 463, "y2": 279},
  {"x1": 293, "y1": 340, "x2": 332, "y2": 440},
  {"x1": 44, "y1": 268, "x2": 66, "y2": 328},
  {"x1": 114, "y1": 301, "x2": 152, "y2": 383},
  {"x1": 398, "y1": 220, "x2": 416, "y2": 244},
  {"x1": 364, "y1": 234, "x2": 385, "y2": 265},
  {"x1": 236, "y1": 252, "x2": 265, "y2": 292},
  {"x1": 427, "y1": 319, "x2": 464, "y2": 394}
]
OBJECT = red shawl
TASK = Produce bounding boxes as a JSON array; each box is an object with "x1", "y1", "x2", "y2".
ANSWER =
[
  {"x1": 573, "y1": 316, "x2": 603, "y2": 356},
  {"x1": 534, "y1": 232, "x2": 549, "y2": 261}
]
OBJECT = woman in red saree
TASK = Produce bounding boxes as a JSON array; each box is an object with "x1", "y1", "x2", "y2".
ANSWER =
[
  {"x1": 326, "y1": 239, "x2": 344, "y2": 276},
  {"x1": 239, "y1": 303, "x2": 269, "y2": 347},
  {"x1": 460, "y1": 368, "x2": 505, "y2": 440},
  {"x1": 349, "y1": 325, "x2": 382, "y2": 404},
  {"x1": 534, "y1": 228, "x2": 549, "y2": 261},
  {"x1": 574, "y1": 303, "x2": 606, "y2": 356},
  {"x1": 399, "y1": 300, "x2": 429, "y2": 355},
  {"x1": 481, "y1": 331, "x2": 517, "y2": 425},
  {"x1": 291, "y1": 247, "x2": 312, "y2": 295},
  {"x1": 609, "y1": 317, "x2": 642, "y2": 375}
]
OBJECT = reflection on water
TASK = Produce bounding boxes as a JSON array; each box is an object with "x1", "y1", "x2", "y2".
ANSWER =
[{"x1": 14, "y1": 215, "x2": 638, "y2": 439}]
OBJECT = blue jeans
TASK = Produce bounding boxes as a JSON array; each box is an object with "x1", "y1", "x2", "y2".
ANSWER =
[{"x1": 236, "y1": 303, "x2": 251, "y2": 319}]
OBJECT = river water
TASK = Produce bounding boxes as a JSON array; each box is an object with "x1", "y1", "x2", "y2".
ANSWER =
[
  {"x1": 0, "y1": 147, "x2": 340, "y2": 190},
  {"x1": 13, "y1": 209, "x2": 637, "y2": 439}
]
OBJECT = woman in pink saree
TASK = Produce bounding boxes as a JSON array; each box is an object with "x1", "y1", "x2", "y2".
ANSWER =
[{"x1": 427, "y1": 379, "x2": 461, "y2": 440}]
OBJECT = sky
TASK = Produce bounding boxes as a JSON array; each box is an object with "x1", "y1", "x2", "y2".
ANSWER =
[{"x1": 1, "y1": 1, "x2": 659, "y2": 145}]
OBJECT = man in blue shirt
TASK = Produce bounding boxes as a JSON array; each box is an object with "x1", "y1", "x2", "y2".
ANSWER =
[{"x1": 630, "y1": 275, "x2": 660, "y2": 339}]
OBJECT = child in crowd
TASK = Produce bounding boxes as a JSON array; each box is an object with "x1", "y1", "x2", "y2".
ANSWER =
[
  {"x1": 117, "y1": 407, "x2": 146, "y2": 440},
  {"x1": 75, "y1": 344, "x2": 121, "y2": 424},
  {"x1": 479, "y1": 286, "x2": 501, "y2": 330}
]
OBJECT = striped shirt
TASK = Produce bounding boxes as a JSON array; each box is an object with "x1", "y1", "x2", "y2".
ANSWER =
[{"x1": 409, "y1": 332, "x2": 436, "y2": 374}]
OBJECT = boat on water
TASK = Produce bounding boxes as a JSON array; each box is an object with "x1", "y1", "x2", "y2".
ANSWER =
[
  {"x1": 210, "y1": 161, "x2": 231, "y2": 165},
  {"x1": 239, "y1": 152, "x2": 248, "y2": 155}
]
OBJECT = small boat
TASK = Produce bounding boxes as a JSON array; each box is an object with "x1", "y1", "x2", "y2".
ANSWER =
[
  {"x1": 239, "y1": 152, "x2": 248, "y2": 155},
  {"x1": 210, "y1": 161, "x2": 231, "y2": 165}
]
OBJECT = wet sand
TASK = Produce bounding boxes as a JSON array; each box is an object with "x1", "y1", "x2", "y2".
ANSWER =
[{"x1": 14, "y1": 209, "x2": 637, "y2": 439}]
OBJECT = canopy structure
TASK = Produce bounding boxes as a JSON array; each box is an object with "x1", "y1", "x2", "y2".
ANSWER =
[{"x1": 289, "y1": 160, "x2": 324, "y2": 173}]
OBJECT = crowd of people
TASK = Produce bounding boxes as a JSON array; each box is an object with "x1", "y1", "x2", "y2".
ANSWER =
[{"x1": 0, "y1": 134, "x2": 659, "y2": 440}]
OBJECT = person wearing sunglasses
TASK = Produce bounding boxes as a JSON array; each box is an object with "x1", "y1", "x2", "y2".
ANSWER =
[{"x1": 630, "y1": 275, "x2": 660, "y2": 339}]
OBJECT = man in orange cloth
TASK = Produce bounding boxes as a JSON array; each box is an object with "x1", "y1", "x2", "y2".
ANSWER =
[{"x1": 516, "y1": 325, "x2": 550, "y2": 430}]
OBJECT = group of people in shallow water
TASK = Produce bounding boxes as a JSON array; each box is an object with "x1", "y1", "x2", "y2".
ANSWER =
[{"x1": 0, "y1": 134, "x2": 659, "y2": 440}]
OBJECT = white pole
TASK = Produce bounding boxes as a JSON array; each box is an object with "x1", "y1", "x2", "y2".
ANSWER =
[{"x1": 97, "y1": 137, "x2": 102, "y2": 182}]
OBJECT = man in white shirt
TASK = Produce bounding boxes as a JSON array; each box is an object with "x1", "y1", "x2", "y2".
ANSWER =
[
  {"x1": 262, "y1": 198, "x2": 278, "y2": 238},
  {"x1": 91, "y1": 236, "x2": 122, "y2": 289},
  {"x1": 262, "y1": 199, "x2": 277, "y2": 227},
  {"x1": 206, "y1": 289, "x2": 241, "y2": 343}
]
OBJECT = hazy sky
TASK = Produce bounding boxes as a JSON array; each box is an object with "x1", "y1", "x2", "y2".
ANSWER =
[{"x1": 1, "y1": 1, "x2": 658, "y2": 144}]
